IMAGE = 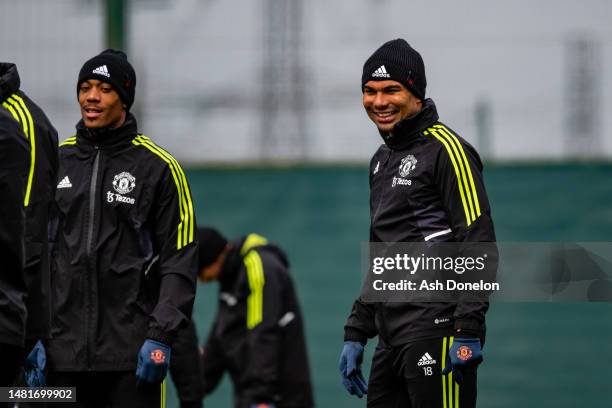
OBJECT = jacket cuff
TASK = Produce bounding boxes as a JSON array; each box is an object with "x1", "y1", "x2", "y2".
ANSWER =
[
  {"x1": 454, "y1": 319, "x2": 483, "y2": 337},
  {"x1": 343, "y1": 328, "x2": 368, "y2": 345},
  {"x1": 146, "y1": 327, "x2": 175, "y2": 347}
]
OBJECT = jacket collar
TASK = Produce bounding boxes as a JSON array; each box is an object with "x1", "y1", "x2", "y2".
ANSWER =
[
  {"x1": 75, "y1": 113, "x2": 138, "y2": 151},
  {"x1": 217, "y1": 234, "x2": 284, "y2": 290},
  {"x1": 0, "y1": 63, "x2": 20, "y2": 101},
  {"x1": 379, "y1": 98, "x2": 439, "y2": 150}
]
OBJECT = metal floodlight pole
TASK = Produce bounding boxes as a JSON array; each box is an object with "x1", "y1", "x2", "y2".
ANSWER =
[
  {"x1": 475, "y1": 98, "x2": 492, "y2": 161},
  {"x1": 105, "y1": 0, "x2": 127, "y2": 51},
  {"x1": 260, "y1": 0, "x2": 306, "y2": 161},
  {"x1": 564, "y1": 34, "x2": 601, "y2": 158}
]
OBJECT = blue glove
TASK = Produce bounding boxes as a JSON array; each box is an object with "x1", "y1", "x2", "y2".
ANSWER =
[
  {"x1": 249, "y1": 404, "x2": 277, "y2": 408},
  {"x1": 441, "y1": 338, "x2": 483, "y2": 383},
  {"x1": 135, "y1": 339, "x2": 171, "y2": 384},
  {"x1": 338, "y1": 341, "x2": 368, "y2": 398},
  {"x1": 24, "y1": 340, "x2": 46, "y2": 387}
]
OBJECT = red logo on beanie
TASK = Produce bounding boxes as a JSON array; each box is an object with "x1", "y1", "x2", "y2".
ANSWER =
[
  {"x1": 123, "y1": 79, "x2": 133, "y2": 89},
  {"x1": 150, "y1": 349, "x2": 166, "y2": 364},
  {"x1": 457, "y1": 345, "x2": 473, "y2": 361},
  {"x1": 408, "y1": 79, "x2": 414, "y2": 86}
]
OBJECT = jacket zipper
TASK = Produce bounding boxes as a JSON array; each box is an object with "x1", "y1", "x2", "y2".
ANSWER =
[
  {"x1": 371, "y1": 149, "x2": 393, "y2": 343},
  {"x1": 86, "y1": 145, "x2": 101, "y2": 370},
  {"x1": 372, "y1": 149, "x2": 393, "y2": 222}
]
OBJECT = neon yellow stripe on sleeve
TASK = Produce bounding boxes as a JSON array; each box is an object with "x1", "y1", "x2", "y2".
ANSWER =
[
  {"x1": 6, "y1": 97, "x2": 28, "y2": 137},
  {"x1": 60, "y1": 137, "x2": 77, "y2": 146},
  {"x1": 240, "y1": 233, "x2": 269, "y2": 256},
  {"x1": 435, "y1": 125, "x2": 481, "y2": 218},
  {"x1": 10, "y1": 95, "x2": 36, "y2": 207},
  {"x1": 132, "y1": 137, "x2": 186, "y2": 248},
  {"x1": 135, "y1": 135, "x2": 194, "y2": 246},
  {"x1": 131, "y1": 135, "x2": 194, "y2": 249},
  {"x1": 426, "y1": 129, "x2": 473, "y2": 226},
  {"x1": 245, "y1": 251, "x2": 265, "y2": 329},
  {"x1": 432, "y1": 127, "x2": 476, "y2": 221},
  {"x1": 2, "y1": 101, "x2": 21, "y2": 126},
  {"x1": 136, "y1": 135, "x2": 194, "y2": 245}
]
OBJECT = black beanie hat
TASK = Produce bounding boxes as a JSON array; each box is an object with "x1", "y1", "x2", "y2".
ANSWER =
[
  {"x1": 361, "y1": 39, "x2": 426, "y2": 100},
  {"x1": 198, "y1": 227, "x2": 228, "y2": 270},
  {"x1": 77, "y1": 49, "x2": 136, "y2": 110}
]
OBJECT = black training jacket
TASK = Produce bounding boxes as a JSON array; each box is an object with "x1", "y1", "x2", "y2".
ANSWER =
[
  {"x1": 47, "y1": 115, "x2": 198, "y2": 371},
  {"x1": 201, "y1": 234, "x2": 314, "y2": 408},
  {"x1": 344, "y1": 99, "x2": 496, "y2": 347},
  {"x1": 0, "y1": 63, "x2": 59, "y2": 342},
  {"x1": 0, "y1": 105, "x2": 30, "y2": 347}
]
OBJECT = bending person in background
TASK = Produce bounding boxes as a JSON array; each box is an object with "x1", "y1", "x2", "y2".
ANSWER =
[{"x1": 195, "y1": 227, "x2": 314, "y2": 408}]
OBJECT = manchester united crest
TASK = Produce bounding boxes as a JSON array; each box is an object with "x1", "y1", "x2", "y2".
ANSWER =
[
  {"x1": 150, "y1": 349, "x2": 166, "y2": 364},
  {"x1": 457, "y1": 345, "x2": 473, "y2": 361},
  {"x1": 399, "y1": 155, "x2": 417, "y2": 177},
  {"x1": 112, "y1": 172, "x2": 136, "y2": 195}
]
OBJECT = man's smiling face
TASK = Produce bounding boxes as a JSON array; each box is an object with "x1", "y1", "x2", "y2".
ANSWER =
[
  {"x1": 78, "y1": 79, "x2": 126, "y2": 129},
  {"x1": 363, "y1": 80, "x2": 422, "y2": 133}
]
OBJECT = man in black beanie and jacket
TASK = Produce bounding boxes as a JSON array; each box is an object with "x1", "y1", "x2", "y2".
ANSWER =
[
  {"x1": 45, "y1": 49, "x2": 199, "y2": 407},
  {"x1": 339, "y1": 39, "x2": 496, "y2": 407}
]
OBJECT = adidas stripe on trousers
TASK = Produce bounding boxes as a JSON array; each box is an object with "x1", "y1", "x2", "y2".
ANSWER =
[{"x1": 367, "y1": 337, "x2": 478, "y2": 408}]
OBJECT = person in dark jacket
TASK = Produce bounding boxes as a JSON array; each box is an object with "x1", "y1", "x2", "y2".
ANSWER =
[
  {"x1": 45, "y1": 50, "x2": 198, "y2": 407},
  {"x1": 170, "y1": 319, "x2": 205, "y2": 408},
  {"x1": 196, "y1": 228, "x2": 314, "y2": 408},
  {"x1": 0, "y1": 100, "x2": 30, "y2": 388},
  {"x1": 0, "y1": 62, "x2": 59, "y2": 353},
  {"x1": 339, "y1": 39, "x2": 496, "y2": 408}
]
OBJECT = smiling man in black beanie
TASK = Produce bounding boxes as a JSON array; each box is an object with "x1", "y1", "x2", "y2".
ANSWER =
[
  {"x1": 339, "y1": 39, "x2": 497, "y2": 407},
  {"x1": 44, "y1": 49, "x2": 199, "y2": 407}
]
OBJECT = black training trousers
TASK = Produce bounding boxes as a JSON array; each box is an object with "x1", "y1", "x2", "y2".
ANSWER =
[
  {"x1": 0, "y1": 343, "x2": 23, "y2": 386},
  {"x1": 0, "y1": 343, "x2": 24, "y2": 408},
  {"x1": 367, "y1": 336, "x2": 478, "y2": 408},
  {"x1": 45, "y1": 371, "x2": 165, "y2": 408}
]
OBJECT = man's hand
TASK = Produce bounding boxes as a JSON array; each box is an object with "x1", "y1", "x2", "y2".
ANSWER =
[
  {"x1": 441, "y1": 337, "x2": 483, "y2": 383},
  {"x1": 135, "y1": 339, "x2": 171, "y2": 384},
  {"x1": 338, "y1": 341, "x2": 368, "y2": 398},
  {"x1": 249, "y1": 404, "x2": 276, "y2": 408},
  {"x1": 24, "y1": 340, "x2": 46, "y2": 387}
]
